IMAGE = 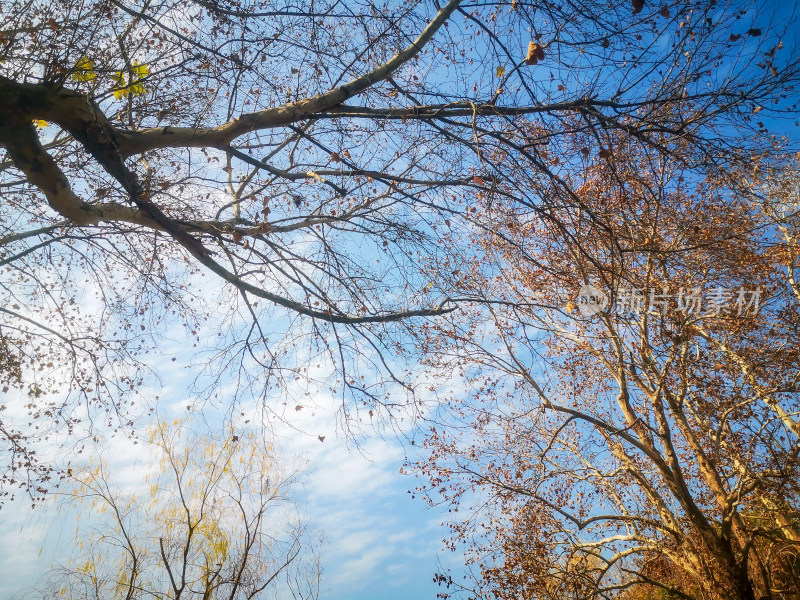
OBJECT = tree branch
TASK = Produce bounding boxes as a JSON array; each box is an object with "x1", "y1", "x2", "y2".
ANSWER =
[{"x1": 114, "y1": 0, "x2": 463, "y2": 155}]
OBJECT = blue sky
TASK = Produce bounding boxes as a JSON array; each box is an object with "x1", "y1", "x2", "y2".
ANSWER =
[
  {"x1": 0, "y1": 423, "x2": 465, "y2": 600},
  {"x1": 0, "y1": 266, "x2": 469, "y2": 600},
  {"x1": 4, "y1": 1, "x2": 800, "y2": 597}
]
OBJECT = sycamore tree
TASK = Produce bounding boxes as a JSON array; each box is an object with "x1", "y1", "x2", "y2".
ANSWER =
[
  {"x1": 413, "y1": 138, "x2": 800, "y2": 600},
  {"x1": 0, "y1": 0, "x2": 798, "y2": 516},
  {"x1": 35, "y1": 417, "x2": 319, "y2": 600}
]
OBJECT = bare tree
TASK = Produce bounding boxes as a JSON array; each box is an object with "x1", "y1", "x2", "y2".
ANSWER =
[{"x1": 1, "y1": 0, "x2": 798, "y2": 506}]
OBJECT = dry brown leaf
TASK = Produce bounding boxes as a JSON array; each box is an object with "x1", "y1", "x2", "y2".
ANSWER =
[{"x1": 525, "y1": 41, "x2": 544, "y2": 66}]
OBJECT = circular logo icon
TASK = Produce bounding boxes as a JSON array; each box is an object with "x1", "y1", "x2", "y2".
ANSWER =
[{"x1": 576, "y1": 284, "x2": 609, "y2": 317}]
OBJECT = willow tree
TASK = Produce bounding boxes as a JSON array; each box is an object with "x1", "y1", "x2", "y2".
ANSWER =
[
  {"x1": 36, "y1": 418, "x2": 318, "y2": 600},
  {"x1": 1, "y1": 0, "x2": 797, "y2": 505}
]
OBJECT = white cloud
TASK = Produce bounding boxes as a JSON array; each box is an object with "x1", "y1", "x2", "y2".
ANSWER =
[{"x1": 1, "y1": 225, "x2": 465, "y2": 600}]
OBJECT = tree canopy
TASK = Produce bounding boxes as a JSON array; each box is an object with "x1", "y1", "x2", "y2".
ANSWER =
[
  {"x1": 415, "y1": 140, "x2": 800, "y2": 600},
  {"x1": 2, "y1": 0, "x2": 800, "y2": 597}
]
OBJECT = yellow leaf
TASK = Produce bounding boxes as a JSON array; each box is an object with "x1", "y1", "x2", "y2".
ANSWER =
[
  {"x1": 496, "y1": 66, "x2": 506, "y2": 77},
  {"x1": 131, "y1": 61, "x2": 149, "y2": 79},
  {"x1": 112, "y1": 64, "x2": 149, "y2": 98},
  {"x1": 112, "y1": 70, "x2": 129, "y2": 98},
  {"x1": 72, "y1": 57, "x2": 97, "y2": 82},
  {"x1": 129, "y1": 81, "x2": 146, "y2": 97},
  {"x1": 33, "y1": 119, "x2": 49, "y2": 128}
]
